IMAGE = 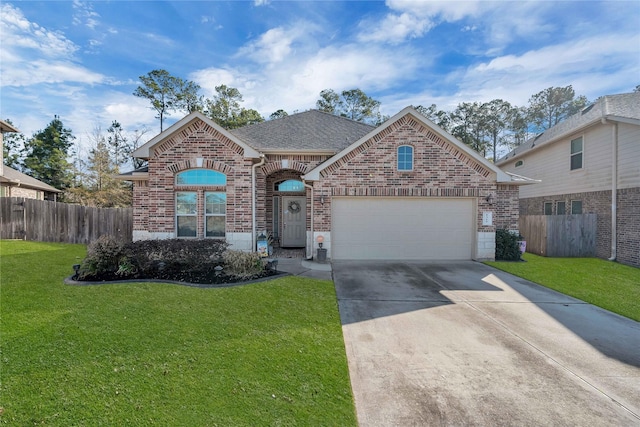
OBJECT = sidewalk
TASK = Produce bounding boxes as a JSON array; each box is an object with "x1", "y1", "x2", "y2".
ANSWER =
[{"x1": 274, "y1": 258, "x2": 333, "y2": 281}]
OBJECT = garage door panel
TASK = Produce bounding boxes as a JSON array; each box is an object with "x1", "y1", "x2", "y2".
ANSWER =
[{"x1": 332, "y1": 198, "x2": 474, "y2": 260}]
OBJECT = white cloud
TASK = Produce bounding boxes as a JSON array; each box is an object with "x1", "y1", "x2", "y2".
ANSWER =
[
  {"x1": 0, "y1": 3, "x2": 105, "y2": 87},
  {"x1": 1, "y1": 3, "x2": 78, "y2": 58},
  {"x1": 72, "y1": 1, "x2": 100, "y2": 30}
]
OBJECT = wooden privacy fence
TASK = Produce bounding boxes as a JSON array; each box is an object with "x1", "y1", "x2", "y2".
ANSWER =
[
  {"x1": 519, "y1": 214, "x2": 597, "y2": 257},
  {"x1": 0, "y1": 197, "x2": 132, "y2": 244}
]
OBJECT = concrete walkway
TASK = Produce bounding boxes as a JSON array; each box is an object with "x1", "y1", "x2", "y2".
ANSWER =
[
  {"x1": 275, "y1": 258, "x2": 333, "y2": 281},
  {"x1": 333, "y1": 260, "x2": 640, "y2": 426}
]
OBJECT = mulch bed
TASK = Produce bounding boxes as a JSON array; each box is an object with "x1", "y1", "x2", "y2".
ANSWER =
[{"x1": 66, "y1": 267, "x2": 286, "y2": 288}]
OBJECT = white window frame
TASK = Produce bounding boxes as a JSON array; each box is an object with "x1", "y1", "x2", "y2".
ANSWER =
[
  {"x1": 556, "y1": 201, "x2": 566, "y2": 215},
  {"x1": 544, "y1": 202, "x2": 553, "y2": 215},
  {"x1": 570, "y1": 136, "x2": 583, "y2": 171},
  {"x1": 204, "y1": 192, "x2": 226, "y2": 238},
  {"x1": 176, "y1": 191, "x2": 198, "y2": 238}
]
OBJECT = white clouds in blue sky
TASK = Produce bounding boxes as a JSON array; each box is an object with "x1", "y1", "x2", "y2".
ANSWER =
[{"x1": 1, "y1": 1, "x2": 638, "y2": 153}]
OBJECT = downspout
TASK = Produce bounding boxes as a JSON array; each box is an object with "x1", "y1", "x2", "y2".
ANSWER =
[
  {"x1": 251, "y1": 155, "x2": 266, "y2": 252},
  {"x1": 608, "y1": 121, "x2": 618, "y2": 261},
  {"x1": 303, "y1": 181, "x2": 314, "y2": 260}
]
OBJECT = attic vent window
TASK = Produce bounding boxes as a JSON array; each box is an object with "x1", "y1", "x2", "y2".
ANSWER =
[{"x1": 515, "y1": 160, "x2": 524, "y2": 168}]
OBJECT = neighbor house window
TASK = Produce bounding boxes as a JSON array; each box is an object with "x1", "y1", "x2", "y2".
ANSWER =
[
  {"x1": 570, "y1": 136, "x2": 583, "y2": 170},
  {"x1": 571, "y1": 200, "x2": 583, "y2": 214},
  {"x1": 556, "y1": 201, "x2": 566, "y2": 215},
  {"x1": 205, "y1": 192, "x2": 226, "y2": 237},
  {"x1": 397, "y1": 145, "x2": 414, "y2": 171},
  {"x1": 515, "y1": 160, "x2": 524, "y2": 168},
  {"x1": 274, "y1": 179, "x2": 304, "y2": 192},
  {"x1": 544, "y1": 202, "x2": 553, "y2": 215},
  {"x1": 176, "y1": 192, "x2": 197, "y2": 237}
]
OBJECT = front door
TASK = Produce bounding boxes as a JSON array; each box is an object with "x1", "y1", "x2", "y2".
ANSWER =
[{"x1": 282, "y1": 196, "x2": 306, "y2": 247}]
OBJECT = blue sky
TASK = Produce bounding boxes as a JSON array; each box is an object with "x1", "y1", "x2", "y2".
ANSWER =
[{"x1": 1, "y1": 1, "x2": 639, "y2": 157}]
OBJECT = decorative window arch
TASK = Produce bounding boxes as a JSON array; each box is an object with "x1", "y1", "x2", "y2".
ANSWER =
[
  {"x1": 274, "y1": 179, "x2": 305, "y2": 192},
  {"x1": 176, "y1": 169, "x2": 226, "y2": 186},
  {"x1": 397, "y1": 145, "x2": 414, "y2": 171}
]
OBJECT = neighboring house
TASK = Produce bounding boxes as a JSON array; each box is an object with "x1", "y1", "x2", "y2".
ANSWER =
[
  {"x1": 0, "y1": 120, "x2": 62, "y2": 201},
  {"x1": 120, "y1": 107, "x2": 529, "y2": 261},
  {"x1": 497, "y1": 92, "x2": 640, "y2": 268}
]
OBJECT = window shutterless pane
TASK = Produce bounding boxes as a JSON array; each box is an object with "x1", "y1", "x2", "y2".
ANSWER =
[
  {"x1": 176, "y1": 169, "x2": 226, "y2": 185},
  {"x1": 570, "y1": 137, "x2": 583, "y2": 154},
  {"x1": 556, "y1": 201, "x2": 566, "y2": 215},
  {"x1": 275, "y1": 180, "x2": 304, "y2": 192},
  {"x1": 544, "y1": 202, "x2": 553, "y2": 215},
  {"x1": 177, "y1": 216, "x2": 197, "y2": 237},
  {"x1": 571, "y1": 153, "x2": 583, "y2": 170},
  {"x1": 176, "y1": 192, "x2": 197, "y2": 214},
  {"x1": 205, "y1": 192, "x2": 226, "y2": 214},
  {"x1": 206, "y1": 216, "x2": 225, "y2": 237},
  {"x1": 398, "y1": 146, "x2": 413, "y2": 170},
  {"x1": 571, "y1": 200, "x2": 583, "y2": 214}
]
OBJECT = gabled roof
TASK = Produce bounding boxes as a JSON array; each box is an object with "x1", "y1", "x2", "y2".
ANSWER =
[
  {"x1": 497, "y1": 92, "x2": 640, "y2": 165},
  {"x1": 132, "y1": 111, "x2": 261, "y2": 159},
  {"x1": 230, "y1": 109, "x2": 375, "y2": 153},
  {"x1": 304, "y1": 106, "x2": 519, "y2": 184},
  {"x1": 0, "y1": 166, "x2": 62, "y2": 192}
]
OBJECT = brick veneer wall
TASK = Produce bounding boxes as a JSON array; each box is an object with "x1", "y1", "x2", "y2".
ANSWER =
[
  {"x1": 135, "y1": 119, "x2": 254, "y2": 239},
  {"x1": 310, "y1": 116, "x2": 518, "y2": 259},
  {"x1": 519, "y1": 187, "x2": 639, "y2": 267}
]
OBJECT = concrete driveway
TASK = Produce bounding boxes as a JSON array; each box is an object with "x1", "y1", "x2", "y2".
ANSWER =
[{"x1": 333, "y1": 260, "x2": 640, "y2": 426}]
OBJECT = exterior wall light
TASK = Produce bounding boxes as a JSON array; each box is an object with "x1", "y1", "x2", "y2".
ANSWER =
[{"x1": 485, "y1": 193, "x2": 495, "y2": 205}]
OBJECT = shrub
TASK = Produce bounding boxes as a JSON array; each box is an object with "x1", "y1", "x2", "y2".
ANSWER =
[
  {"x1": 495, "y1": 229, "x2": 522, "y2": 261},
  {"x1": 123, "y1": 239, "x2": 229, "y2": 278},
  {"x1": 78, "y1": 235, "x2": 126, "y2": 279},
  {"x1": 223, "y1": 250, "x2": 265, "y2": 280}
]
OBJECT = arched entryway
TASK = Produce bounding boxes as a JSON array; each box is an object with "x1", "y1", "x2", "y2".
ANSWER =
[{"x1": 264, "y1": 171, "x2": 309, "y2": 248}]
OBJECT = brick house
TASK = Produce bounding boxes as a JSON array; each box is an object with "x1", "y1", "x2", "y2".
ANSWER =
[
  {"x1": 123, "y1": 106, "x2": 528, "y2": 261},
  {"x1": 497, "y1": 92, "x2": 640, "y2": 268},
  {"x1": 0, "y1": 120, "x2": 62, "y2": 201}
]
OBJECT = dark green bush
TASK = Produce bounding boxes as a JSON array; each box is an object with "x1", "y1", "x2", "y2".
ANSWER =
[
  {"x1": 495, "y1": 229, "x2": 522, "y2": 261},
  {"x1": 77, "y1": 237, "x2": 229, "y2": 280},
  {"x1": 78, "y1": 235, "x2": 126, "y2": 279},
  {"x1": 123, "y1": 239, "x2": 229, "y2": 278}
]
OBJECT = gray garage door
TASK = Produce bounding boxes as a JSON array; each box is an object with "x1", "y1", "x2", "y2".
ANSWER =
[{"x1": 332, "y1": 197, "x2": 474, "y2": 260}]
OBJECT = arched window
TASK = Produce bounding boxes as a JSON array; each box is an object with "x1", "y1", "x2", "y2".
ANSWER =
[
  {"x1": 175, "y1": 169, "x2": 226, "y2": 238},
  {"x1": 176, "y1": 169, "x2": 226, "y2": 185},
  {"x1": 397, "y1": 145, "x2": 414, "y2": 171},
  {"x1": 274, "y1": 179, "x2": 305, "y2": 192}
]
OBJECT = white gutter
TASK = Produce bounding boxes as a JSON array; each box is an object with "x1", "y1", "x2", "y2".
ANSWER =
[
  {"x1": 608, "y1": 121, "x2": 618, "y2": 261},
  {"x1": 251, "y1": 155, "x2": 266, "y2": 251},
  {"x1": 303, "y1": 181, "x2": 314, "y2": 260}
]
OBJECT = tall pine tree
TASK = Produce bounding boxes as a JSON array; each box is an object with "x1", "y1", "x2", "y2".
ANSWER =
[{"x1": 22, "y1": 116, "x2": 75, "y2": 192}]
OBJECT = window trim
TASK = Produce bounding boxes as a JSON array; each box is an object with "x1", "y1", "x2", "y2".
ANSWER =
[
  {"x1": 570, "y1": 136, "x2": 584, "y2": 171},
  {"x1": 176, "y1": 191, "x2": 198, "y2": 238},
  {"x1": 556, "y1": 201, "x2": 566, "y2": 215},
  {"x1": 204, "y1": 191, "x2": 226, "y2": 238},
  {"x1": 544, "y1": 202, "x2": 553, "y2": 215},
  {"x1": 397, "y1": 145, "x2": 414, "y2": 171},
  {"x1": 571, "y1": 200, "x2": 583, "y2": 215}
]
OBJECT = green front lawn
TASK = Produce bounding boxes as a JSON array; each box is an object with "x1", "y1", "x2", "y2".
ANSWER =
[
  {"x1": 486, "y1": 253, "x2": 640, "y2": 321},
  {"x1": 0, "y1": 240, "x2": 356, "y2": 426}
]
